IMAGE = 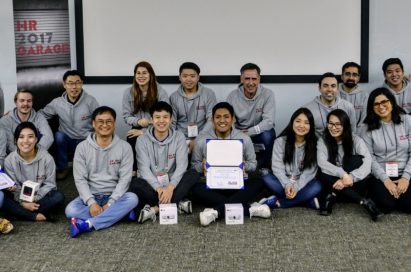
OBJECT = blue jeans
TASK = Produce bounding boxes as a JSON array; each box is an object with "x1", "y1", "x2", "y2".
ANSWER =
[
  {"x1": 250, "y1": 128, "x2": 276, "y2": 169},
  {"x1": 65, "y1": 192, "x2": 138, "y2": 230},
  {"x1": 0, "y1": 191, "x2": 4, "y2": 208},
  {"x1": 263, "y1": 174, "x2": 321, "y2": 208},
  {"x1": 54, "y1": 131, "x2": 83, "y2": 170}
]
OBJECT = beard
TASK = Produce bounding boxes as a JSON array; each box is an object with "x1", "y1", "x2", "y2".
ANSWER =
[{"x1": 343, "y1": 81, "x2": 357, "y2": 89}]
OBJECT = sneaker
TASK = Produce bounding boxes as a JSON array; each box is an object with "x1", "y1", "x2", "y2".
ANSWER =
[
  {"x1": 138, "y1": 205, "x2": 156, "y2": 223},
  {"x1": 199, "y1": 208, "x2": 218, "y2": 227},
  {"x1": 0, "y1": 218, "x2": 13, "y2": 234},
  {"x1": 69, "y1": 218, "x2": 91, "y2": 238},
  {"x1": 249, "y1": 203, "x2": 271, "y2": 219},
  {"x1": 307, "y1": 197, "x2": 320, "y2": 210},
  {"x1": 178, "y1": 199, "x2": 192, "y2": 214},
  {"x1": 258, "y1": 195, "x2": 278, "y2": 209},
  {"x1": 56, "y1": 168, "x2": 69, "y2": 180}
]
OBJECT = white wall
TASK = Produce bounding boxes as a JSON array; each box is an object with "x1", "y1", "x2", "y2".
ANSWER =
[{"x1": 1, "y1": 0, "x2": 411, "y2": 139}]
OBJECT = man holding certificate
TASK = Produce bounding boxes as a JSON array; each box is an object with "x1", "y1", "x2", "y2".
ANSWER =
[{"x1": 191, "y1": 102, "x2": 271, "y2": 226}]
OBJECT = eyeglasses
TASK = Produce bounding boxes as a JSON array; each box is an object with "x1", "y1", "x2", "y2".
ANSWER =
[
  {"x1": 343, "y1": 72, "x2": 360, "y2": 78},
  {"x1": 373, "y1": 99, "x2": 390, "y2": 108},
  {"x1": 95, "y1": 120, "x2": 114, "y2": 126},
  {"x1": 327, "y1": 122, "x2": 342, "y2": 129},
  {"x1": 65, "y1": 81, "x2": 83, "y2": 87}
]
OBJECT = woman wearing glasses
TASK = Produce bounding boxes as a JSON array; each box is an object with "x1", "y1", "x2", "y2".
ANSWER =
[
  {"x1": 361, "y1": 87, "x2": 411, "y2": 214},
  {"x1": 317, "y1": 109, "x2": 382, "y2": 220},
  {"x1": 122, "y1": 61, "x2": 169, "y2": 175}
]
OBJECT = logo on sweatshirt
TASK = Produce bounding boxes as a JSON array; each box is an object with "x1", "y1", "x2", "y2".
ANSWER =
[
  {"x1": 109, "y1": 159, "x2": 121, "y2": 165},
  {"x1": 168, "y1": 154, "x2": 176, "y2": 160},
  {"x1": 255, "y1": 108, "x2": 263, "y2": 113},
  {"x1": 36, "y1": 175, "x2": 46, "y2": 182},
  {"x1": 81, "y1": 115, "x2": 91, "y2": 121},
  {"x1": 399, "y1": 134, "x2": 410, "y2": 141}
]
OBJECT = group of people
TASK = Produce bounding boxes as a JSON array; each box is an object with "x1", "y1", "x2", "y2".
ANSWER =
[{"x1": 0, "y1": 58, "x2": 410, "y2": 237}]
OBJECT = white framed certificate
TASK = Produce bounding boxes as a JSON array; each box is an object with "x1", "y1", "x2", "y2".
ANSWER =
[
  {"x1": 0, "y1": 171, "x2": 15, "y2": 190},
  {"x1": 206, "y1": 139, "x2": 244, "y2": 189}
]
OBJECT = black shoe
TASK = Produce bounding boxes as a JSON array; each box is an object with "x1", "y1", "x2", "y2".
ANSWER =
[
  {"x1": 361, "y1": 198, "x2": 383, "y2": 222},
  {"x1": 319, "y1": 194, "x2": 335, "y2": 216}
]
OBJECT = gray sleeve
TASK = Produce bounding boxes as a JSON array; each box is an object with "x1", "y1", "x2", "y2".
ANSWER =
[
  {"x1": 349, "y1": 106, "x2": 357, "y2": 134},
  {"x1": 243, "y1": 136, "x2": 257, "y2": 172},
  {"x1": 401, "y1": 117, "x2": 411, "y2": 180},
  {"x1": 157, "y1": 85, "x2": 170, "y2": 104},
  {"x1": 4, "y1": 157, "x2": 21, "y2": 202},
  {"x1": 136, "y1": 137, "x2": 160, "y2": 190},
  {"x1": 170, "y1": 134, "x2": 189, "y2": 186},
  {"x1": 39, "y1": 100, "x2": 57, "y2": 120},
  {"x1": 122, "y1": 87, "x2": 138, "y2": 126},
  {"x1": 0, "y1": 86, "x2": 4, "y2": 117},
  {"x1": 317, "y1": 138, "x2": 346, "y2": 178},
  {"x1": 169, "y1": 93, "x2": 178, "y2": 130},
  {"x1": 271, "y1": 138, "x2": 292, "y2": 188},
  {"x1": 73, "y1": 144, "x2": 96, "y2": 206},
  {"x1": 350, "y1": 137, "x2": 372, "y2": 182},
  {"x1": 0, "y1": 130, "x2": 6, "y2": 167},
  {"x1": 108, "y1": 144, "x2": 133, "y2": 205},
  {"x1": 37, "y1": 115, "x2": 54, "y2": 150},
  {"x1": 89, "y1": 96, "x2": 100, "y2": 112},
  {"x1": 35, "y1": 155, "x2": 57, "y2": 201},
  {"x1": 191, "y1": 137, "x2": 205, "y2": 173},
  {"x1": 248, "y1": 90, "x2": 275, "y2": 135}
]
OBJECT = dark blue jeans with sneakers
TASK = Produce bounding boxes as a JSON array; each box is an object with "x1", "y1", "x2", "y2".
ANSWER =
[
  {"x1": 263, "y1": 174, "x2": 321, "y2": 208},
  {"x1": 250, "y1": 128, "x2": 275, "y2": 169},
  {"x1": 54, "y1": 131, "x2": 84, "y2": 170}
]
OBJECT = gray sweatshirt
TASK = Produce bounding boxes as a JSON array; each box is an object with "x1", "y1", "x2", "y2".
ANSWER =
[
  {"x1": 40, "y1": 90, "x2": 99, "y2": 139},
  {"x1": 122, "y1": 83, "x2": 170, "y2": 127},
  {"x1": 191, "y1": 127, "x2": 257, "y2": 174},
  {"x1": 317, "y1": 135, "x2": 371, "y2": 182},
  {"x1": 304, "y1": 96, "x2": 357, "y2": 137},
  {"x1": 271, "y1": 136, "x2": 317, "y2": 192},
  {"x1": 4, "y1": 148, "x2": 57, "y2": 202},
  {"x1": 0, "y1": 130, "x2": 6, "y2": 167},
  {"x1": 136, "y1": 126, "x2": 188, "y2": 190},
  {"x1": 360, "y1": 115, "x2": 411, "y2": 182},
  {"x1": 170, "y1": 83, "x2": 216, "y2": 138},
  {"x1": 0, "y1": 85, "x2": 4, "y2": 117},
  {"x1": 383, "y1": 80, "x2": 411, "y2": 113},
  {"x1": 226, "y1": 85, "x2": 276, "y2": 136},
  {"x1": 73, "y1": 133, "x2": 133, "y2": 206},
  {"x1": 0, "y1": 108, "x2": 54, "y2": 153},
  {"x1": 338, "y1": 83, "x2": 369, "y2": 127}
]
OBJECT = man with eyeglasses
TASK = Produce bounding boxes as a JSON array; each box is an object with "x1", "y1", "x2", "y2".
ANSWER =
[
  {"x1": 304, "y1": 72, "x2": 356, "y2": 137},
  {"x1": 338, "y1": 62, "x2": 368, "y2": 127},
  {"x1": 40, "y1": 70, "x2": 99, "y2": 180},
  {"x1": 382, "y1": 58, "x2": 411, "y2": 113}
]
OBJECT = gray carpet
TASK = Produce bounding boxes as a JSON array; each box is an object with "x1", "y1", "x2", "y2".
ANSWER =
[{"x1": 1, "y1": 175, "x2": 410, "y2": 272}]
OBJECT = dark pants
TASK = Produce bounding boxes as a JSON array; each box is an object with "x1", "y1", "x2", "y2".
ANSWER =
[
  {"x1": 319, "y1": 155, "x2": 367, "y2": 203},
  {"x1": 190, "y1": 176, "x2": 264, "y2": 217},
  {"x1": 368, "y1": 176, "x2": 411, "y2": 214},
  {"x1": 129, "y1": 169, "x2": 200, "y2": 211},
  {"x1": 126, "y1": 135, "x2": 138, "y2": 172},
  {"x1": 2, "y1": 190, "x2": 64, "y2": 221},
  {"x1": 250, "y1": 128, "x2": 276, "y2": 169}
]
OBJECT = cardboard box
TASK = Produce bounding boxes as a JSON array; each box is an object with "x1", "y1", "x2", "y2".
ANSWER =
[
  {"x1": 225, "y1": 203, "x2": 244, "y2": 225},
  {"x1": 159, "y1": 203, "x2": 178, "y2": 224}
]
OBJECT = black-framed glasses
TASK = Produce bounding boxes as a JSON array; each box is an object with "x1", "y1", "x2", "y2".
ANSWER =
[
  {"x1": 373, "y1": 99, "x2": 390, "y2": 108},
  {"x1": 327, "y1": 122, "x2": 342, "y2": 129}
]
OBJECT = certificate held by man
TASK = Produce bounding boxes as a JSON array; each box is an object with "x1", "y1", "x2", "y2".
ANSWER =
[{"x1": 206, "y1": 139, "x2": 244, "y2": 189}]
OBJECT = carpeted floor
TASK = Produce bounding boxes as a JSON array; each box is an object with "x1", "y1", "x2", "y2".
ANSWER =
[{"x1": 1, "y1": 174, "x2": 410, "y2": 272}]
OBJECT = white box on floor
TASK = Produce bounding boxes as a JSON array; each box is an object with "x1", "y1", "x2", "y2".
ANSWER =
[
  {"x1": 19, "y1": 180, "x2": 40, "y2": 202},
  {"x1": 225, "y1": 204, "x2": 244, "y2": 225},
  {"x1": 159, "y1": 203, "x2": 178, "y2": 224}
]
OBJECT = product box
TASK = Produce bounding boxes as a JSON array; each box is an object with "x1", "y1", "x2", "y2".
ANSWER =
[
  {"x1": 159, "y1": 203, "x2": 178, "y2": 225},
  {"x1": 225, "y1": 203, "x2": 244, "y2": 225},
  {"x1": 19, "y1": 180, "x2": 39, "y2": 202}
]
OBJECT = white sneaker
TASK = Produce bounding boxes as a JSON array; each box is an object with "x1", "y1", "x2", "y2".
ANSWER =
[
  {"x1": 249, "y1": 203, "x2": 271, "y2": 219},
  {"x1": 199, "y1": 208, "x2": 218, "y2": 226},
  {"x1": 178, "y1": 199, "x2": 192, "y2": 214},
  {"x1": 138, "y1": 204, "x2": 156, "y2": 223}
]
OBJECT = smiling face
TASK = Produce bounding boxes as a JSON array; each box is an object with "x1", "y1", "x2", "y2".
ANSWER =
[
  {"x1": 384, "y1": 64, "x2": 404, "y2": 91},
  {"x1": 341, "y1": 66, "x2": 360, "y2": 90},
  {"x1": 17, "y1": 127, "x2": 38, "y2": 155},
  {"x1": 179, "y1": 68, "x2": 199, "y2": 93},
  {"x1": 92, "y1": 112, "x2": 116, "y2": 138},
  {"x1": 327, "y1": 115, "x2": 343, "y2": 141},
  {"x1": 213, "y1": 108, "x2": 234, "y2": 138},
  {"x1": 373, "y1": 94, "x2": 393, "y2": 122},
  {"x1": 292, "y1": 113, "x2": 310, "y2": 139},
  {"x1": 319, "y1": 77, "x2": 338, "y2": 104},
  {"x1": 15, "y1": 92, "x2": 33, "y2": 116},
  {"x1": 63, "y1": 75, "x2": 83, "y2": 101},
  {"x1": 241, "y1": 69, "x2": 260, "y2": 98},
  {"x1": 135, "y1": 66, "x2": 150, "y2": 87},
  {"x1": 152, "y1": 110, "x2": 171, "y2": 134}
]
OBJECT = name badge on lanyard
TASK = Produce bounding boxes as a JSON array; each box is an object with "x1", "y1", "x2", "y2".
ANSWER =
[
  {"x1": 385, "y1": 161, "x2": 399, "y2": 177},
  {"x1": 187, "y1": 123, "x2": 198, "y2": 138},
  {"x1": 157, "y1": 172, "x2": 170, "y2": 187}
]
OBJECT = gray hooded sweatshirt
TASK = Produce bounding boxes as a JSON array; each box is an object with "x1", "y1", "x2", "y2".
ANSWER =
[
  {"x1": 170, "y1": 83, "x2": 216, "y2": 139},
  {"x1": 136, "y1": 126, "x2": 188, "y2": 190},
  {"x1": 338, "y1": 83, "x2": 369, "y2": 127},
  {"x1": 0, "y1": 108, "x2": 54, "y2": 153},
  {"x1": 122, "y1": 83, "x2": 170, "y2": 127},
  {"x1": 226, "y1": 85, "x2": 276, "y2": 136},
  {"x1": 271, "y1": 136, "x2": 317, "y2": 192},
  {"x1": 0, "y1": 85, "x2": 4, "y2": 117},
  {"x1": 73, "y1": 133, "x2": 133, "y2": 206},
  {"x1": 360, "y1": 115, "x2": 411, "y2": 182},
  {"x1": 191, "y1": 127, "x2": 257, "y2": 174},
  {"x1": 0, "y1": 130, "x2": 7, "y2": 167},
  {"x1": 40, "y1": 90, "x2": 99, "y2": 139},
  {"x1": 4, "y1": 148, "x2": 57, "y2": 202},
  {"x1": 304, "y1": 96, "x2": 357, "y2": 137},
  {"x1": 317, "y1": 135, "x2": 371, "y2": 182},
  {"x1": 383, "y1": 80, "x2": 411, "y2": 113}
]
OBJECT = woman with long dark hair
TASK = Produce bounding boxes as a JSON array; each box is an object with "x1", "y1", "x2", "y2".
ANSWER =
[
  {"x1": 361, "y1": 87, "x2": 411, "y2": 214},
  {"x1": 318, "y1": 109, "x2": 381, "y2": 220},
  {"x1": 261, "y1": 108, "x2": 321, "y2": 208},
  {"x1": 1, "y1": 122, "x2": 64, "y2": 221},
  {"x1": 122, "y1": 61, "x2": 169, "y2": 174}
]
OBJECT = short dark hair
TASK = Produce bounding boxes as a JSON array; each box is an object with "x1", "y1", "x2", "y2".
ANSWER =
[
  {"x1": 318, "y1": 72, "x2": 338, "y2": 87},
  {"x1": 342, "y1": 62, "x2": 361, "y2": 74},
  {"x1": 382, "y1": 58, "x2": 403, "y2": 73},
  {"x1": 149, "y1": 101, "x2": 173, "y2": 117},
  {"x1": 14, "y1": 122, "x2": 39, "y2": 144},
  {"x1": 240, "y1": 63, "x2": 261, "y2": 75},
  {"x1": 92, "y1": 106, "x2": 117, "y2": 121},
  {"x1": 179, "y1": 62, "x2": 200, "y2": 75},
  {"x1": 212, "y1": 102, "x2": 234, "y2": 118},
  {"x1": 63, "y1": 70, "x2": 84, "y2": 81},
  {"x1": 14, "y1": 89, "x2": 34, "y2": 102}
]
